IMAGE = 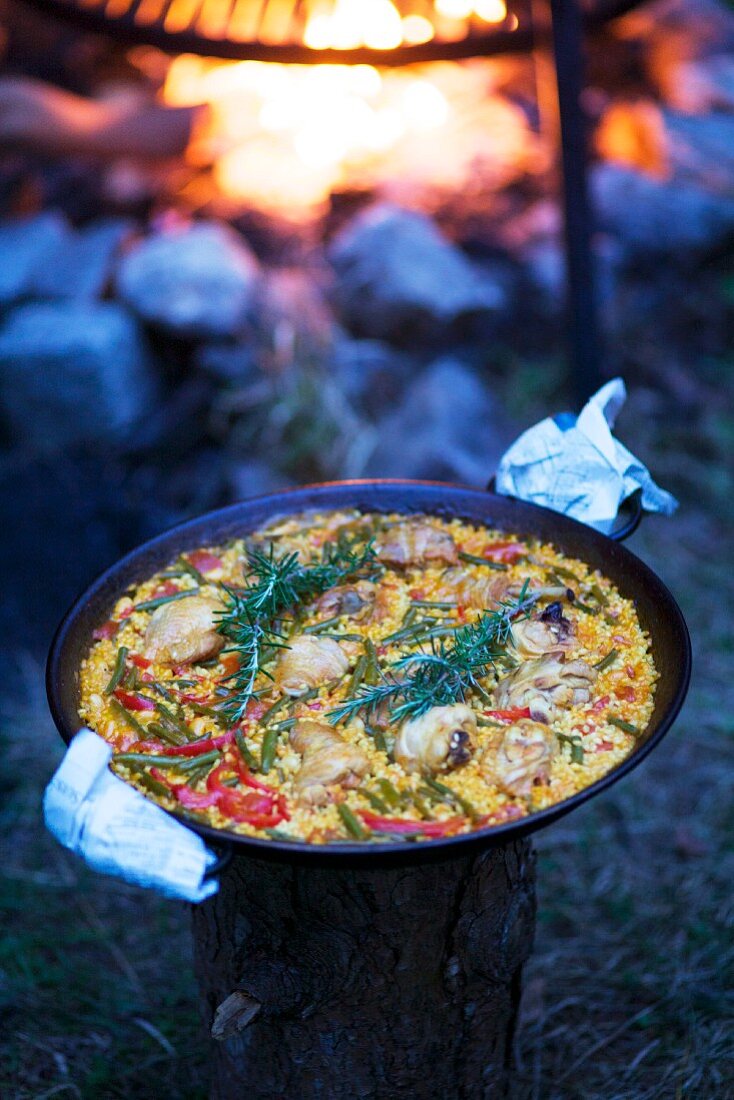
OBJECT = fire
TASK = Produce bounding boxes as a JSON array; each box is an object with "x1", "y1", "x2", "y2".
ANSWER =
[{"x1": 159, "y1": 0, "x2": 531, "y2": 214}]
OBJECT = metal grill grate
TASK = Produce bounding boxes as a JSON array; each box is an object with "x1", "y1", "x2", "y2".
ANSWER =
[{"x1": 21, "y1": 0, "x2": 638, "y2": 63}]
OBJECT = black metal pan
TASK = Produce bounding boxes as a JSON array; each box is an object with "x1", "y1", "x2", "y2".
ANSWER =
[{"x1": 46, "y1": 480, "x2": 691, "y2": 864}]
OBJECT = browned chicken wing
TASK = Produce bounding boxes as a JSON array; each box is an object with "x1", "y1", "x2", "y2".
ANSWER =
[
  {"x1": 143, "y1": 594, "x2": 225, "y2": 666},
  {"x1": 290, "y1": 720, "x2": 369, "y2": 806},
  {"x1": 511, "y1": 602, "x2": 575, "y2": 658},
  {"x1": 376, "y1": 522, "x2": 458, "y2": 568},
  {"x1": 394, "y1": 704, "x2": 476, "y2": 775},
  {"x1": 313, "y1": 581, "x2": 376, "y2": 622},
  {"x1": 481, "y1": 719, "x2": 558, "y2": 797},
  {"x1": 276, "y1": 635, "x2": 350, "y2": 696},
  {"x1": 494, "y1": 653, "x2": 597, "y2": 723}
]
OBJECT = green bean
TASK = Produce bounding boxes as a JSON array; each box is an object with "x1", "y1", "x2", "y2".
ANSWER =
[
  {"x1": 264, "y1": 828, "x2": 297, "y2": 842},
  {"x1": 410, "y1": 599, "x2": 456, "y2": 610},
  {"x1": 550, "y1": 564, "x2": 581, "y2": 583},
  {"x1": 421, "y1": 625, "x2": 461, "y2": 640},
  {"x1": 260, "y1": 728, "x2": 279, "y2": 774},
  {"x1": 381, "y1": 619, "x2": 437, "y2": 645},
  {"x1": 303, "y1": 615, "x2": 342, "y2": 634},
  {"x1": 376, "y1": 778, "x2": 402, "y2": 809},
  {"x1": 558, "y1": 733, "x2": 584, "y2": 764},
  {"x1": 170, "y1": 678, "x2": 197, "y2": 688},
  {"x1": 120, "y1": 665, "x2": 139, "y2": 690},
  {"x1": 573, "y1": 600, "x2": 599, "y2": 616},
  {"x1": 134, "y1": 770, "x2": 172, "y2": 799},
  {"x1": 145, "y1": 720, "x2": 185, "y2": 747},
  {"x1": 319, "y1": 632, "x2": 363, "y2": 642},
  {"x1": 270, "y1": 717, "x2": 296, "y2": 732},
  {"x1": 409, "y1": 791, "x2": 434, "y2": 820},
  {"x1": 348, "y1": 655, "x2": 368, "y2": 697},
  {"x1": 458, "y1": 551, "x2": 508, "y2": 571},
  {"x1": 296, "y1": 686, "x2": 320, "y2": 704},
  {"x1": 114, "y1": 749, "x2": 221, "y2": 771},
  {"x1": 134, "y1": 588, "x2": 200, "y2": 612},
  {"x1": 608, "y1": 715, "x2": 641, "y2": 736},
  {"x1": 590, "y1": 583, "x2": 609, "y2": 607},
  {"x1": 177, "y1": 556, "x2": 207, "y2": 584},
  {"x1": 365, "y1": 722, "x2": 388, "y2": 754},
  {"x1": 259, "y1": 695, "x2": 290, "y2": 725},
  {"x1": 359, "y1": 787, "x2": 389, "y2": 814},
  {"x1": 424, "y1": 777, "x2": 479, "y2": 821},
  {"x1": 155, "y1": 701, "x2": 196, "y2": 741},
  {"x1": 108, "y1": 697, "x2": 148, "y2": 738},
  {"x1": 401, "y1": 606, "x2": 418, "y2": 629},
  {"x1": 147, "y1": 680, "x2": 177, "y2": 703},
  {"x1": 476, "y1": 716, "x2": 503, "y2": 729},
  {"x1": 104, "y1": 646, "x2": 128, "y2": 695},
  {"x1": 235, "y1": 728, "x2": 258, "y2": 769},
  {"x1": 337, "y1": 804, "x2": 368, "y2": 840},
  {"x1": 186, "y1": 761, "x2": 215, "y2": 786},
  {"x1": 594, "y1": 648, "x2": 619, "y2": 672}
]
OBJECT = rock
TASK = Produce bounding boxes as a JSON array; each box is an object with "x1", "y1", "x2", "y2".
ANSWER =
[
  {"x1": 364, "y1": 358, "x2": 514, "y2": 485},
  {"x1": 117, "y1": 222, "x2": 259, "y2": 338},
  {"x1": 0, "y1": 212, "x2": 67, "y2": 304},
  {"x1": 596, "y1": 102, "x2": 734, "y2": 197},
  {"x1": 328, "y1": 204, "x2": 505, "y2": 344},
  {"x1": 0, "y1": 301, "x2": 158, "y2": 449},
  {"x1": 591, "y1": 163, "x2": 734, "y2": 255},
  {"x1": 622, "y1": 0, "x2": 734, "y2": 104},
  {"x1": 195, "y1": 341, "x2": 261, "y2": 386},
  {"x1": 228, "y1": 459, "x2": 291, "y2": 500},
  {"x1": 665, "y1": 54, "x2": 734, "y2": 113},
  {"x1": 32, "y1": 218, "x2": 133, "y2": 300},
  {"x1": 331, "y1": 337, "x2": 416, "y2": 420}
]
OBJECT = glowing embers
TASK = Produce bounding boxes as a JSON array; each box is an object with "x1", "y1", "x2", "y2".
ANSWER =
[{"x1": 164, "y1": 56, "x2": 537, "y2": 212}]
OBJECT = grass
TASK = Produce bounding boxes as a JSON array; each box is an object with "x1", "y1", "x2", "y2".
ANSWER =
[{"x1": 1, "y1": 359, "x2": 733, "y2": 1098}]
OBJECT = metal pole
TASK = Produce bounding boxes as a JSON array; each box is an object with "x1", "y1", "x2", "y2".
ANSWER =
[{"x1": 549, "y1": 0, "x2": 602, "y2": 405}]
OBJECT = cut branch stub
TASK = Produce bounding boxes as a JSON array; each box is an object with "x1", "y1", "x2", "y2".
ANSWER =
[{"x1": 211, "y1": 991, "x2": 262, "y2": 1041}]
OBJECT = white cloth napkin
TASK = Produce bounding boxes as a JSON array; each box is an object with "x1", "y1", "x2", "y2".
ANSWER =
[
  {"x1": 44, "y1": 728, "x2": 219, "y2": 903},
  {"x1": 495, "y1": 378, "x2": 677, "y2": 533}
]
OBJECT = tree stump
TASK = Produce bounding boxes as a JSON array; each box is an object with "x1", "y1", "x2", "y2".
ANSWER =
[{"x1": 192, "y1": 840, "x2": 536, "y2": 1100}]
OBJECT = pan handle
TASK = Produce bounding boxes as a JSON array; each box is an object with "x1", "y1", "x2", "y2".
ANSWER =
[
  {"x1": 487, "y1": 479, "x2": 644, "y2": 543},
  {"x1": 607, "y1": 489, "x2": 643, "y2": 542},
  {"x1": 204, "y1": 844, "x2": 233, "y2": 881}
]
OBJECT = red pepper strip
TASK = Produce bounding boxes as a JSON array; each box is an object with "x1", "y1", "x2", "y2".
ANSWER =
[
  {"x1": 358, "y1": 811, "x2": 466, "y2": 837},
  {"x1": 150, "y1": 769, "x2": 221, "y2": 808},
  {"x1": 114, "y1": 689, "x2": 156, "y2": 712},
  {"x1": 206, "y1": 763, "x2": 288, "y2": 825},
  {"x1": 188, "y1": 550, "x2": 224, "y2": 573},
  {"x1": 129, "y1": 730, "x2": 235, "y2": 757},
  {"x1": 93, "y1": 620, "x2": 118, "y2": 641},
  {"x1": 483, "y1": 541, "x2": 526, "y2": 563},
  {"x1": 129, "y1": 653, "x2": 151, "y2": 669},
  {"x1": 484, "y1": 707, "x2": 532, "y2": 722},
  {"x1": 151, "y1": 580, "x2": 179, "y2": 598},
  {"x1": 589, "y1": 694, "x2": 610, "y2": 714}
]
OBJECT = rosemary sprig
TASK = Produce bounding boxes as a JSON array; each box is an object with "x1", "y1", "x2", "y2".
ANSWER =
[
  {"x1": 216, "y1": 538, "x2": 376, "y2": 721},
  {"x1": 329, "y1": 583, "x2": 536, "y2": 727}
]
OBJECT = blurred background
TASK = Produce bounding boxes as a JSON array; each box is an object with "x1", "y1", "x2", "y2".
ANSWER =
[{"x1": 1, "y1": 0, "x2": 732, "y2": 1095}]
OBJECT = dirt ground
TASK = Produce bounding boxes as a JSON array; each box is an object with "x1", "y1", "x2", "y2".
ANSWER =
[{"x1": 1, "y1": 362, "x2": 732, "y2": 1099}]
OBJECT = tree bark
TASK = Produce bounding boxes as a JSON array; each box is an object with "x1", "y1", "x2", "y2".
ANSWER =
[{"x1": 192, "y1": 840, "x2": 536, "y2": 1100}]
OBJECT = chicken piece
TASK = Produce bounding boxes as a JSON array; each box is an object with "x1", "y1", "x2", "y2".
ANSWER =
[
  {"x1": 494, "y1": 654, "x2": 597, "y2": 723},
  {"x1": 290, "y1": 720, "x2": 369, "y2": 806},
  {"x1": 511, "y1": 602, "x2": 575, "y2": 658},
  {"x1": 394, "y1": 705, "x2": 476, "y2": 775},
  {"x1": 376, "y1": 522, "x2": 457, "y2": 568},
  {"x1": 143, "y1": 594, "x2": 225, "y2": 666},
  {"x1": 276, "y1": 635, "x2": 350, "y2": 696},
  {"x1": 481, "y1": 719, "x2": 558, "y2": 797},
  {"x1": 313, "y1": 581, "x2": 376, "y2": 622},
  {"x1": 440, "y1": 568, "x2": 513, "y2": 609}
]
